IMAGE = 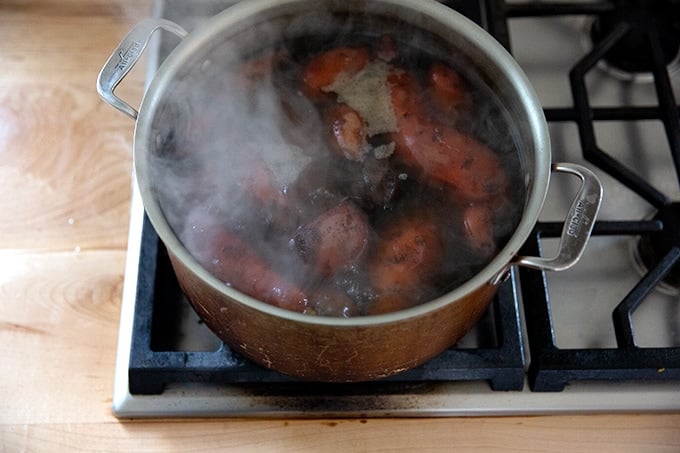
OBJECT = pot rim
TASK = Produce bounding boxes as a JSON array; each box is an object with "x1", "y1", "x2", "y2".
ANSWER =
[{"x1": 133, "y1": 0, "x2": 551, "y2": 327}]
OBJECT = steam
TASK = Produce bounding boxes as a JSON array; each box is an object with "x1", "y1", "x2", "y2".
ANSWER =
[
  {"x1": 150, "y1": 45, "x2": 319, "y2": 273},
  {"x1": 147, "y1": 5, "x2": 527, "y2": 315}
]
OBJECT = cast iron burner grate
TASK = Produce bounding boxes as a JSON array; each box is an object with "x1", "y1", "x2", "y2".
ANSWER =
[
  {"x1": 590, "y1": 0, "x2": 680, "y2": 77},
  {"x1": 495, "y1": 0, "x2": 680, "y2": 391},
  {"x1": 127, "y1": 0, "x2": 526, "y2": 396}
]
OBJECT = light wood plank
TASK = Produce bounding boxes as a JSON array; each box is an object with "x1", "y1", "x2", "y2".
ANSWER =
[
  {"x1": 1, "y1": 416, "x2": 680, "y2": 452},
  {"x1": 0, "y1": 251, "x2": 124, "y2": 425}
]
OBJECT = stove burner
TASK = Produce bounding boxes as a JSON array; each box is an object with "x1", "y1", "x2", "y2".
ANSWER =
[
  {"x1": 589, "y1": 0, "x2": 680, "y2": 80},
  {"x1": 636, "y1": 203, "x2": 680, "y2": 293}
]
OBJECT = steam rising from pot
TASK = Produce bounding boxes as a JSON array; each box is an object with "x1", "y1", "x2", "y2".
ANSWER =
[{"x1": 147, "y1": 8, "x2": 527, "y2": 316}]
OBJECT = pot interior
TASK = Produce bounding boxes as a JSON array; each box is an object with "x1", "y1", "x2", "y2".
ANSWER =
[{"x1": 135, "y1": 0, "x2": 550, "y2": 320}]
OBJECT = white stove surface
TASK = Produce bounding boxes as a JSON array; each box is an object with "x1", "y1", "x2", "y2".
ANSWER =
[
  {"x1": 510, "y1": 13, "x2": 680, "y2": 350},
  {"x1": 112, "y1": 0, "x2": 680, "y2": 417}
]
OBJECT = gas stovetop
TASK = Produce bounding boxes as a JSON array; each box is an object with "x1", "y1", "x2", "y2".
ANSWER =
[{"x1": 112, "y1": 0, "x2": 680, "y2": 417}]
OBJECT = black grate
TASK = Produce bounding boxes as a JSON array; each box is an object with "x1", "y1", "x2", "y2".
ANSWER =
[{"x1": 492, "y1": 0, "x2": 680, "y2": 391}]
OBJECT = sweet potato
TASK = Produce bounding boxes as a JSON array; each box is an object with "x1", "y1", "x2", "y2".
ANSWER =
[
  {"x1": 197, "y1": 227, "x2": 308, "y2": 313},
  {"x1": 388, "y1": 70, "x2": 508, "y2": 201},
  {"x1": 367, "y1": 215, "x2": 442, "y2": 314},
  {"x1": 301, "y1": 47, "x2": 370, "y2": 98},
  {"x1": 293, "y1": 200, "x2": 370, "y2": 277}
]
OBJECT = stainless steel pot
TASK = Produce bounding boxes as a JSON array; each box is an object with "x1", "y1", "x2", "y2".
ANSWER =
[{"x1": 98, "y1": 0, "x2": 602, "y2": 382}]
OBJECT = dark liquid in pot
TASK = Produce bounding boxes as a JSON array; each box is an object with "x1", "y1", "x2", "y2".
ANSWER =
[{"x1": 151, "y1": 26, "x2": 526, "y2": 317}]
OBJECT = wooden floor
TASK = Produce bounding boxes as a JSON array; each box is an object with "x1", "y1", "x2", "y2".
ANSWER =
[{"x1": 0, "y1": 1, "x2": 679, "y2": 451}]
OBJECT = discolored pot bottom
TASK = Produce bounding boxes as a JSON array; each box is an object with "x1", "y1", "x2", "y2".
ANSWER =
[{"x1": 170, "y1": 252, "x2": 498, "y2": 382}]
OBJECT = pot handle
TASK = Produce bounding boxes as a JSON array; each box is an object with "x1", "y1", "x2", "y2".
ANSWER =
[
  {"x1": 514, "y1": 162, "x2": 603, "y2": 272},
  {"x1": 96, "y1": 18, "x2": 188, "y2": 120}
]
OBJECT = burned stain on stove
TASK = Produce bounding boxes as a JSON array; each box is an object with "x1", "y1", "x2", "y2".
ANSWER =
[{"x1": 239, "y1": 381, "x2": 441, "y2": 414}]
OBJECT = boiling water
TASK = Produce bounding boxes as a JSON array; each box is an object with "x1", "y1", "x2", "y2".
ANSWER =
[{"x1": 149, "y1": 16, "x2": 527, "y2": 316}]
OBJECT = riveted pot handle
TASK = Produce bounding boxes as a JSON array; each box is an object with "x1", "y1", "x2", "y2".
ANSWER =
[
  {"x1": 97, "y1": 18, "x2": 188, "y2": 120},
  {"x1": 515, "y1": 162, "x2": 603, "y2": 272}
]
